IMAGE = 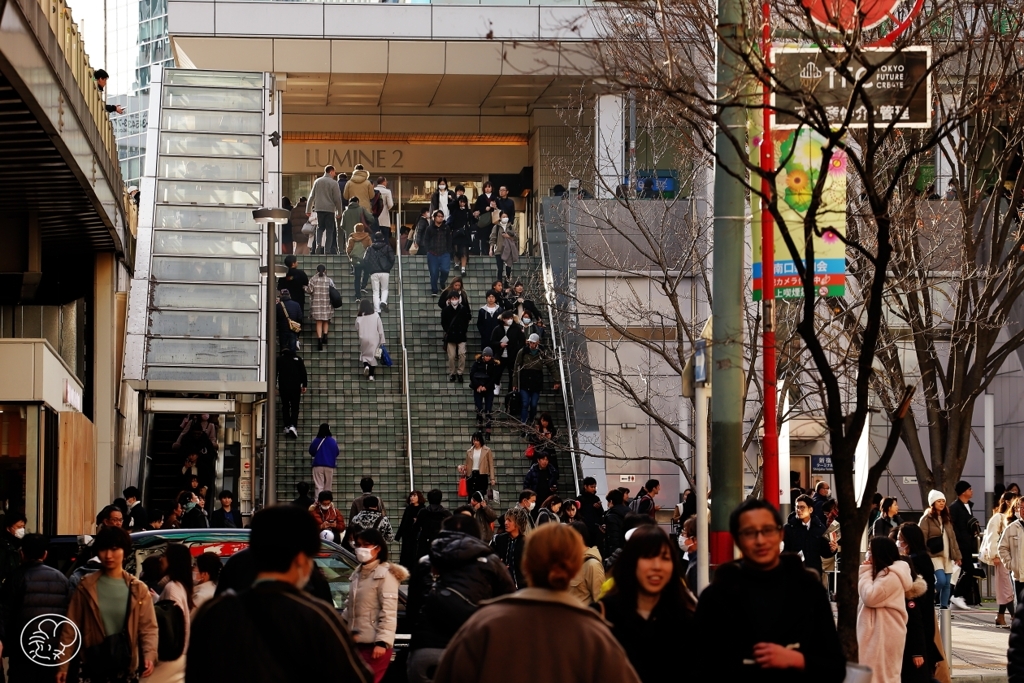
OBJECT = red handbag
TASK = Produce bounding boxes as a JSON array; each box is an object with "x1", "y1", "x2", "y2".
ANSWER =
[
  {"x1": 458, "y1": 477, "x2": 468, "y2": 496},
  {"x1": 525, "y1": 445, "x2": 536, "y2": 459}
]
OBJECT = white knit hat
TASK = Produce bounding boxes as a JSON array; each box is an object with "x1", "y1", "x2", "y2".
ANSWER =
[{"x1": 927, "y1": 489, "x2": 945, "y2": 506}]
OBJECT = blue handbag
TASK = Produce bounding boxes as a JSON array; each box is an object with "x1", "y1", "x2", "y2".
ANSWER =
[{"x1": 379, "y1": 344, "x2": 393, "y2": 367}]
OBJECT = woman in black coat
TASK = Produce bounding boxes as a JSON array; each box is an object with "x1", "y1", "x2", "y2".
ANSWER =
[
  {"x1": 476, "y1": 291, "x2": 503, "y2": 352},
  {"x1": 395, "y1": 490, "x2": 425, "y2": 568},
  {"x1": 896, "y1": 522, "x2": 942, "y2": 682},
  {"x1": 450, "y1": 195, "x2": 474, "y2": 276}
]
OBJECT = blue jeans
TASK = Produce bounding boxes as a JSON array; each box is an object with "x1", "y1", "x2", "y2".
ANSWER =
[
  {"x1": 519, "y1": 389, "x2": 540, "y2": 423},
  {"x1": 935, "y1": 569, "x2": 952, "y2": 608},
  {"x1": 427, "y1": 252, "x2": 451, "y2": 293},
  {"x1": 474, "y1": 390, "x2": 494, "y2": 428},
  {"x1": 353, "y1": 263, "x2": 369, "y2": 297}
]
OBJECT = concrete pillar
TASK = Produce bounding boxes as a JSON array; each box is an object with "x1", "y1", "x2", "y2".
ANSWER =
[
  {"x1": 94, "y1": 252, "x2": 118, "y2": 507},
  {"x1": 594, "y1": 94, "x2": 625, "y2": 199}
]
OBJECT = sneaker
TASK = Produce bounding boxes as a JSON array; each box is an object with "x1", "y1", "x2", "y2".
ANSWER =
[
  {"x1": 449, "y1": 374, "x2": 457, "y2": 383},
  {"x1": 950, "y1": 596, "x2": 970, "y2": 611},
  {"x1": 364, "y1": 365, "x2": 370, "y2": 378},
  {"x1": 494, "y1": 385, "x2": 501, "y2": 396},
  {"x1": 368, "y1": 375, "x2": 375, "y2": 382},
  {"x1": 461, "y1": 267, "x2": 466, "y2": 275},
  {"x1": 354, "y1": 298, "x2": 361, "y2": 304},
  {"x1": 381, "y1": 303, "x2": 389, "y2": 313}
]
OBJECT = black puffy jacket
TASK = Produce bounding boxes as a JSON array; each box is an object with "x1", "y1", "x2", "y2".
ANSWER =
[
  {"x1": 0, "y1": 561, "x2": 71, "y2": 646},
  {"x1": 1010, "y1": 594, "x2": 1024, "y2": 682},
  {"x1": 469, "y1": 357, "x2": 501, "y2": 393},
  {"x1": 441, "y1": 303, "x2": 472, "y2": 344},
  {"x1": 408, "y1": 531, "x2": 515, "y2": 650}
]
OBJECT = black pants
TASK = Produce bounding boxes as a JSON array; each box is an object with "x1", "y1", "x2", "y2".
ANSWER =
[
  {"x1": 954, "y1": 564, "x2": 981, "y2": 605},
  {"x1": 495, "y1": 255, "x2": 511, "y2": 280},
  {"x1": 281, "y1": 388, "x2": 301, "y2": 428},
  {"x1": 474, "y1": 391, "x2": 494, "y2": 428},
  {"x1": 467, "y1": 470, "x2": 489, "y2": 499}
]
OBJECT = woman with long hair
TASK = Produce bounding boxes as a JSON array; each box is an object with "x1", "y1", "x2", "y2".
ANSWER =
[
  {"x1": 535, "y1": 496, "x2": 562, "y2": 526},
  {"x1": 490, "y1": 506, "x2": 531, "y2": 589},
  {"x1": 596, "y1": 525, "x2": 696, "y2": 683},
  {"x1": 355, "y1": 298, "x2": 386, "y2": 381},
  {"x1": 149, "y1": 543, "x2": 194, "y2": 682},
  {"x1": 308, "y1": 423, "x2": 339, "y2": 499},
  {"x1": 982, "y1": 491, "x2": 1019, "y2": 626},
  {"x1": 304, "y1": 263, "x2": 336, "y2": 350},
  {"x1": 858, "y1": 536, "x2": 913, "y2": 683},
  {"x1": 918, "y1": 490, "x2": 961, "y2": 608},
  {"x1": 395, "y1": 490, "x2": 425, "y2": 569},
  {"x1": 343, "y1": 528, "x2": 409, "y2": 683},
  {"x1": 896, "y1": 522, "x2": 940, "y2": 680}
]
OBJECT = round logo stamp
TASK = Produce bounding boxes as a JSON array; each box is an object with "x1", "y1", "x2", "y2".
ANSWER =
[{"x1": 20, "y1": 614, "x2": 81, "y2": 667}]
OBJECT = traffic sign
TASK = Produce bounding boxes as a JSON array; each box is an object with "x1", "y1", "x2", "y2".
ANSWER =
[
  {"x1": 801, "y1": 0, "x2": 907, "y2": 31},
  {"x1": 773, "y1": 47, "x2": 931, "y2": 129}
]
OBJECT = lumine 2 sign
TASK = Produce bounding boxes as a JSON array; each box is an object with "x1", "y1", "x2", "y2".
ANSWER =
[{"x1": 304, "y1": 148, "x2": 405, "y2": 170}]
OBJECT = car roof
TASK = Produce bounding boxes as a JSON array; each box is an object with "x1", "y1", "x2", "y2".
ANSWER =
[{"x1": 129, "y1": 528, "x2": 352, "y2": 559}]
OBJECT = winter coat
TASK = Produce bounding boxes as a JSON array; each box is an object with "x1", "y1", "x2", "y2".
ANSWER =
[
  {"x1": 449, "y1": 206, "x2": 474, "y2": 245},
  {"x1": 433, "y1": 588, "x2": 642, "y2": 683},
  {"x1": 343, "y1": 168, "x2": 376, "y2": 208},
  {"x1": 474, "y1": 192, "x2": 496, "y2": 216},
  {"x1": 415, "y1": 504, "x2": 453, "y2": 559},
  {"x1": 277, "y1": 298, "x2": 302, "y2": 336},
  {"x1": 948, "y1": 499, "x2": 979, "y2": 563},
  {"x1": 873, "y1": 514, "x2": 904, "y2": 539},
  {"x1": 408, "y1": 530, "x2": 516, "y2": 650},
  {"x1": 919, "y1": 511, "x2": 962, "y2": 565},
  {"x1": 437, "y1": 285, "x2": 470, "y2": 309},
  {"x1": 999, "y1": 518, "x2": 1024, "y2": 581},
  {"x1": 469, "y1": 356, "x2": 502, "y2": 393},
  {"x1": 342, "y1": 560, "x2": 408, "y2": 648},
  {"x1": 464, "y1": 445, "x2": 496, "y2": 484},
  {"x1": 858, "y1": 562, "x2": 913, "y2": 683},
  {"x1": 277, "y1": 352, "x2": 307, "y2": 393},
  {"x1": 569, "y1": 546, "x2": 605, "y2": 606},
  {"x1": 695, "y1": 553, "x2": 846, "y2": 683},
  {"x1": 490, "y1": 222, "x2": 520, "y2": 263},
  {"x1": 289, "y1": 199, "x2": 308, "y2": 233},
  {"x1": 902, "y1": 571, "x2": 931, "y2": 683},
  {"x1": 1009, "y1": 588, "x2": 1024, "y2": 682},
  {"x1": 395, "y1": 504, "x2": 422, "y2": 569},
  {"x1": 180, "y1": 506, "x2": 209, "y2": 529},
  {"x1": 604, "y1": 504, "x2": 629, "y2": 558},
  {"x1": 350, "y1": 493, "x2": 388, "y2": 520},
  {"x1": 430, "y1": 190, "x2": 455, "y2": 219},
  {"x1": 341, "y1": 203, "x2": 376, "y2": 239},
  {"x1": 356, "y1": 313, "x2": 386, "y2": 366},
  {"x1": 304, "y1": 272, "x2": 336, "y2": 322},
  {"x1": 363, "y1": 240, "x2": 395, "y2": 275},
  {"x1": 523, "y1": 462, "x2": 559, "y2": 496},
  {"x1": 536, "y1": 507, "x2": 560, "y2": 526},
  {"x1": 210, "y1": 507, "x2": 243, "y2": 529},
  {"x1": 599, "y1": 588, "x2": 695, "y2": 683},
  {"x1": 782, "y1": 515, "x2": 836, "y2": 576},
  {"x1": 310, "y1": 503, "x2": 345, "y2": 532},
  {"x1": 309, "y1": 436, "x2": 340, "y2": 468},
  {"x1": 490, "y1": 532, "x2": 527, "y2": 589},
  {"x1": 278, "y1": 266, "x2": 309, "y2": 312},
  {"x1": 476, "y1": 305, "x2": 504, "y2": 350},
  {"x1": 474, "y1": 504, "x2": 498, "y2": 544},
  {"x1": 441, "y1": 302, "x2": 472, "y2": 344},
  {"x1": 513, "y1": 346, "x2": 556, "y2": 392},
  {"x1": 496, "y1": 195, "x2": 515, "y2": 223},
  {"x1": 346, "y1": 225, "x2": 373, "y2": 262},
  {"x1": 350, "y1": 510, "x2": 395, "y2": 544},
  {"x1": 59, "y1": 570, "x2": 159, "y2": 677},
  {"x1": 0, "y1": 561, "x2": 70, "y2": 645},
  {"x1": 811, "y1": 491, "x2": 831, "y2": 526},
  {"x1": 422, "y1": 220, "x2": 453, "y2": 255},
  {"x1": 980, "y1": 512, "x2": 1009, "y2": 565},
  {"x1": 491, "y1": 322, "x2": 526, "y2": 366},
  {"x1": 308, "y1": 173, "x2": 345, "y2": 215},
  {"x1": 374, "y1": 185, "x2": 394, "y2": 227}
]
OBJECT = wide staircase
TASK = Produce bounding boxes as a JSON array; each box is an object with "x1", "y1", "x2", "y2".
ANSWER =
[{"x1": 276, "y1": 250, "x2": 570, "y2": 523}]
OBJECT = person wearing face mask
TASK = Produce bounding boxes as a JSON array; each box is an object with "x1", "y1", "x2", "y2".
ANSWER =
[
  {"x1": 490, "y1": 310, "x2": 525, "y2": 392},
  {"x1": 178, "y1": 491, "x2": 209, "y2": 529},
  {"x1": 437, "y1": 276, "x2": 470, "y2": 309},
  {"x1": 430, "y1": 177, "x2": 455, "y2": 221},
  {"x1": 509, "y1": 281, "x2": 541, "y2": 321},
  {"x1": 489, "y1": 211, "x2": 519, "y2": 281},
  {"x1": 188, "y1": 506, "x2": 372, "y2": 683},
  {"x1": 310, "y1": 491, "x2": 346, "y2": 544},
  {"x1": 0, "y1": 513, "x2": 26, "y2": 586},
  {"x1": 344, "y1": 528, "x2": 409, "y2": 683},
  {"x1": 441, "y1": 288, "x2": 472, "y2": 383}
]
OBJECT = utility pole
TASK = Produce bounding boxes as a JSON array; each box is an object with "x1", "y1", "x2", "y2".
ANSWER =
[{"x1": 711, "y1": 0, "x2": 748, "y2": 565}]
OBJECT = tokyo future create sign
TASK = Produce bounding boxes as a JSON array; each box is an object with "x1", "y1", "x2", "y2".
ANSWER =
[{"x1": 773, "y1": 47, "x2": 931, "y2": 129}]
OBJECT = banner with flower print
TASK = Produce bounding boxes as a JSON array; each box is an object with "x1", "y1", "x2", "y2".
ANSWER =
[{"x1": 753, "y1": 127, "x2": 847, "y2": 300}]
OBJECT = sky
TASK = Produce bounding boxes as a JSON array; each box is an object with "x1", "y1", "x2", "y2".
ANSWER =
[{"x1": 69, "y1": 0, "x2": 106, "y2": 70}]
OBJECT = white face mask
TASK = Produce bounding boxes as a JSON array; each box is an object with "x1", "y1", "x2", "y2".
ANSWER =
[
  {"x1": 13, "y1": 528, "x2": 25, "y2": 539},
  {"x1": 438, "y1": 185, "x2": 447, "y2": 191},
  {"x1": 522, "y1": 318, "x2": 532, "y2": 325},
  {"x1": 355, "y1": 547, "x2": 376, "y2": 564},
  {"x1": 528, "y1": 502, "x2": 536, "y2": 511},
  {"x1": 500, "y1": 218, "x2": 509, "y2": 226}
]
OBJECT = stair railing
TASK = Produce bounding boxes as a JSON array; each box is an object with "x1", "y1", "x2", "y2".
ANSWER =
[
  {"x1": 537, "y1": 208, "x2": 580, "y2": 496},
  {"x1": 395, "y1": 231, "x2": 415, "y2": 490}
]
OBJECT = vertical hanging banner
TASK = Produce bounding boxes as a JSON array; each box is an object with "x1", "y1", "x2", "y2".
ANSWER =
[{"x1": 753, "y1": 128, "x2": 847, "y2": 300}]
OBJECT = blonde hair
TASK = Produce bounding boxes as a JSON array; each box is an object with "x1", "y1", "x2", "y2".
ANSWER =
[{"x1": 523, "y1": 523, "x2": 584, "y2": 591}]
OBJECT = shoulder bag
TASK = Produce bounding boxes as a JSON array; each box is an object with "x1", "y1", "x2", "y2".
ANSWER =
[
  {"x1": 328, "y1": 283, "x2": 343, "y2": 309},
  {"x1": 81, "y1": 583, "x2": 134, "y2": 679},
  {"x1": 280, "y1": 302, "x2": 301, "y2": 333},
  {"x1": 311, "y1": 437, "x2": 325, "y2": 468}
]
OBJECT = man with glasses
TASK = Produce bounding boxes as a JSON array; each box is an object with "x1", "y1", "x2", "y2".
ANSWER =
[
  {"x1": 696, "y1": 498, "x2": 845, "y2": 682},
  {"x1": 783, "y1": 494, "x2": 838, "y2": 576}
]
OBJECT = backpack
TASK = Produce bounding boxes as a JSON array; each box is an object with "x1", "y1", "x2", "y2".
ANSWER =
[
  {"x1": 629, "y1": 493, "x2": 651, "y2": 514},
  {"x1": 350, "y1": 237, "x2": 368, "y2": 263},
  {"x1": 371, "y1": 189, "x2": 385, "y2": 218},
  {"x1": 153, "y1": 599, "x2": 186, "y2": 661}
]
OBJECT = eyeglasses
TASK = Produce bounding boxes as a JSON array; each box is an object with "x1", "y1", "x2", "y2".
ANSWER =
[{"x1": 737, "y1": 525, "x2": 782, "y2": 541}]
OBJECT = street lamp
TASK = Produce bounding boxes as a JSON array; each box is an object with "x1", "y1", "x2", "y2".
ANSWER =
[{"x1": 253, "y1": 207, "x2": 290, "y2": 506}]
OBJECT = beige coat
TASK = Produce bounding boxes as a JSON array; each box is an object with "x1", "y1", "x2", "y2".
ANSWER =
[
  {"x1": 60, "y1": 570, "x2": 159, "y2": 675},
  {"x1": 981, "y1": 512, "x2": 1009, "y2": 565},
  {"x1": 344, "y1": 168, "x2": 375, "y2": 208},
  {"x1": 342, "y1": 560, "x2": 408, "y2": 648},
  {"x1": 857, "y1": 562, "x2": 912, "y2": 683},
  {"x1": 464, "y1": 446, "x2": 496, "y2": 485},
  {"x1": 434, "y1": 588, "x2": 641, "y2": 683},
  {"x1": 998, "y1": 518, "x2": 1024, "y2": 581},
  {"x1": 919, "y1": 511, "x2": 961, "y2": 564},
  {"x1": 568, "y1": 545, "x2": 605, "y2": 606}
]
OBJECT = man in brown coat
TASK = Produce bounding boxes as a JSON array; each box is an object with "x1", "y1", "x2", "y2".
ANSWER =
[{"x1": 343, "y1": 163, "x2": 376, "y2": 208}]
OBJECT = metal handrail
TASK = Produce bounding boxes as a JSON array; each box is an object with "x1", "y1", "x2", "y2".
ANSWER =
[
  {"x1": 395, "y1": 218, "x2": 415, "y2": 490},
  {"x1": 537, "y1": 205, "x2": 579, "y2": 496}
]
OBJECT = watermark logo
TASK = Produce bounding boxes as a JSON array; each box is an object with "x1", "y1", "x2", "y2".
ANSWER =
[{"x1": 20, "y1": 614, "x2": 80, "y2": 667}]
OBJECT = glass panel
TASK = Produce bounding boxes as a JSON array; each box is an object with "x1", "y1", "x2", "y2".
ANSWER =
[
  {"x1": 156, "y1": 180, "x2": 261, "y2": 206},
  {"x1": 158, "y1": 157, "x2": 262, "y2": 182},
  {"x1": 152, "y1": 284, "x2": 260, "y2": 310},
  {"x1": 147, "y1": 338, "x2": 260, "y2": 366},
  {"x1": 163, "y1": 86, "x2": 263, "y2": 111},
  {"x1": 161, "y1": 110, "x2": 263, "y2": 134},
  {"x1": 160, "y1": 132, "x2": 262, "y2": 157},
  {"x1": 154, "y1": 206, "x2": 258, "y2": 230},
  {"x1": 145, "y1": 366, "x2": 259, "y2": 382},
  {"x1": 152, "y1": 257, "x2": 259, "y2": 283},
  {"x1": 165, "y1": 71, "x2": 265, "y2": 88},
  {"x1": 149, "y1": 310, "x2": 260, "y2": 338},
  {"x1": 153, "y1": 231, "x2": 261, "y2": 257},
  {"x1": 314, "y1": 554, "x2": 357, "y2": 611}
]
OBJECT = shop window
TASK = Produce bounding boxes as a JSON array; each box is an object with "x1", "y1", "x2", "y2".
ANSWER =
[{"x1": 0, "y1": 406, "x2": 27, "y2": 518}]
